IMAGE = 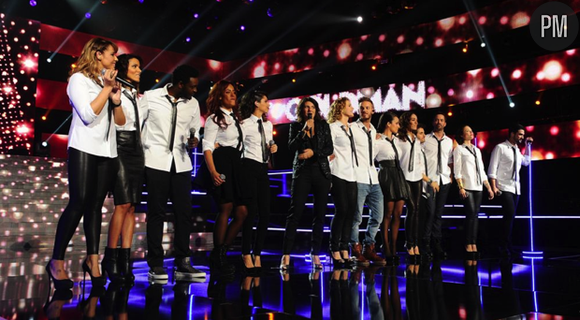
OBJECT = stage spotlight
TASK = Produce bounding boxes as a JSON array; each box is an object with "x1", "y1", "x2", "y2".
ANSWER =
[
  {"x1": 447, "y1": 111, "x2": 453, "y2": 117},
  {"x1": 480, "y1": 42, "x2": 486, "y2": 48},
  {"x1": 85, "y1": 13, "x2": 92, "y2": 19},
  {"x1": 292, "y1": 78, "x2": 296, "y2": 83},
  {"x1": 462, "y1": 43, "x2": 468, "y2": 53},
  {"x1": 46, "y1": 58, "x2": 52, "y2": 63},
  {"x1": 41, "y1": 141, "x2": 48, "y2": 148},
  {"x1": 185, "y1": 37, "x2": 191, "y2": 42},
  {"x1": 240, "y1": 25, "x2": 245, "y2": 31},
  {"x1": 29, "y1": 0, "x2": 37, "y2": 6},
  {"x1": 41, "y1": 115, "x2": 46, "y2": 121},
  {"x1": 509, "y1": 102, "x2": 515, "y2": 107},
  {"x1": 371, "y1": 64, "x2": 377, "y2": 70},
  {"x1": 357, "y1": 16, "x2": 363, "y2": 23},
  {"x1": 535, "y1": 100, "x2": 541, "y2": 105},
  {"x1": 193, "y1": 13, "x2": 199, "y2": 19}
]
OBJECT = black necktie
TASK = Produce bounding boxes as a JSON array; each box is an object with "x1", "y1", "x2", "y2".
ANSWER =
[
  {"x1": 164, "y1": 95, "x2": 179, "y2": 152},
  {"x1": 364, "y1": 126, "x2": 373, "y2": 166},
  {"x1": 230, "y1": 112, "x2": 244, "y2": 152},
  {"x1": 435, "y1": 136, "x2": 443, "y2": 175},
  {"x1": 422, "y1": 149, "x2": 429, "y2": 176},
  {"x1": 512, "y1": 146, "x2": 518, "y2": 181},
  {"x1": 466, "y1": 145, "x2": 482, "y2": 185},
  {"x1": 123, "y1": 90, "x2": 141, "y2": 149},
  {"x1": 386, "y1": 137, "x2": 400, "y2": 169},
  {"x1": 407, "y1": 136, "x2": 416, "y2": 172},
  {"x1": 257, "y1": 119, "x2": 268, "y2": 162},
  {"x1": 342, "y1": 125, "x2": 359, "y2": 167}
]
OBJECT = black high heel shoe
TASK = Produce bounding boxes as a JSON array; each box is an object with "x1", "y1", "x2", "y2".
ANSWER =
[
  {"x1": 241, "y1": 256, "x2": 256, "y2": 276},
  {"x1": 43, "y1": 289, "x2": 73, "y2": 319},
  {"x1": 45, "y1": 261, "x2": 73, "y2": 291},
  {"x1": 78, "y1": 285, "x2": 106, "y2": 319},
  {"x1": 82, "y1": 259, "x2": 107, "y2": 287}
]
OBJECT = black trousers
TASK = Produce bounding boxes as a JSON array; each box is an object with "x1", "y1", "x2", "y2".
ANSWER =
[
  {"x1": 329, "y1": 176, "x2": 357, "y2": 252},
  {"x1": 145, "y1": 162, "x2": 193, "y2": 268},
  {"x1": 499, "y1": 191, "x2": 519, "y2": 248},
  {"x1": 283, "y1": 163, "x2": 331, "y2": 255},
  {"x1": 404, "y1": 180, "x2": 422, "y2": 249},
  {"x1": 52, "y1": 148, "x2": 117, "y2": 259},
  {"x1": 241, "y1": 159, "x2": 271, "y2": 255},
  {"x1": 463, "y1": 190, "x2": 483, "y2": 245},
  {"x1": 423, "y1": 182, "x2": 451, "y2": 242}
]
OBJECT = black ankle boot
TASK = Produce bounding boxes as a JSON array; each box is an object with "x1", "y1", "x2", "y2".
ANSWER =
[
  {"x1": 209, "y1": 245, "x2": 235, "y2": 275},
  {"x1": 117, "y1": 248, "x2": 134, "y2": 283},
  {"x1": 102, "y1": 247, "x2": 125, "y2": 283}
]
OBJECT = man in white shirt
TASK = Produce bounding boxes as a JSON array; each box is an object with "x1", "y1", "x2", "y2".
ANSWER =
[
  {"x1": 350, "y1": 98, "x2": 385, "y2": 265},
  {"x1": 488, "y1": 124, "x2": 533, "y2": 257},
  {"x1": 141, "y1": 65, "x2": 204, "y2": 281},
  {"x1": 421, "y1": 113, "x2": 454, "y2": 259}
]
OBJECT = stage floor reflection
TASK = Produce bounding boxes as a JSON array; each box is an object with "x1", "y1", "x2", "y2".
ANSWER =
[{"x1": 3, "y1": 248, "x2": 580, "y2": 319}]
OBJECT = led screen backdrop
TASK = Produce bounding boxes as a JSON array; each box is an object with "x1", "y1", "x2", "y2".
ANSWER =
[{"x1": 0, "y1": 14, "x2": 40, "y2": 155}]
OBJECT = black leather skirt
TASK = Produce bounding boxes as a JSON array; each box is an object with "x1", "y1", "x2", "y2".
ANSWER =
[
  {"x1": 378, "y1": 160, "x2": 411, "y2": 202},
  {"x1": 113, "y1": 131, "x2": 145, "y2": 205}
]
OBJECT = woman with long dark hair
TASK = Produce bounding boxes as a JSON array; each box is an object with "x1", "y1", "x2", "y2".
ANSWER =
[
  {"x1": 395, "y1": 112, "x2": 424, "y2": 262},
  {"x1": 454, "y1": 125, "x2": 494, "y2": 258},
  {"x1": 203, "y1": 80, "x2": 248, "y2": 275},
  {"x1": 375, "y1": 111, "x2": 410, "y2": 264},
  {"x1": 280, "y1": 97, "x2": 333, "y2": 270},
  {"x1": 101, "y1": 54, "x2": 145, "y2": 283},
  {"x1": 239, "y1": 90, "x2": 277, "y2": 275},
  {"x1": 47, "y1": 38, "x2": 125, "y2": 289}
]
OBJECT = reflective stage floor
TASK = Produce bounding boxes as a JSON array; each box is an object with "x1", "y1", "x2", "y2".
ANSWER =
[{"x1": 3, "y1": 248, "x2": 580, "y2": 320}]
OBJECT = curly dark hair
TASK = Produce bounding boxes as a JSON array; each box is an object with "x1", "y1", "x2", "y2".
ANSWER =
[
  {"x1": 206, "y1": 80, "x2": 240, "y2": 129},
  {"x1": 115, "y1": 54, "x2": 143, "y2": 90},
  {"x1": 398, "y1": 111, "x2": 417, "y2": 142},
  {"x1": 296, "y1": 97, "x2": 323, "y2": 123},
  {"x1": 240, "y1": 90, "x2": 268, "y2": 121}
]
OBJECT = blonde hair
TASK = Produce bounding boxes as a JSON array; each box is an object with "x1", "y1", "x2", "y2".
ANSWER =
[
  {"x1": 327, "y1": 97, "x2": 350, "y2": 123},
  {"x1": 69, "y1": 38, "x2": 118, "y2": 84}
]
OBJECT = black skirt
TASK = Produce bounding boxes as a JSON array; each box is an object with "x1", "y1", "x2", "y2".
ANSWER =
[
  {"x1": 378, "y1": 160, "x2": 411, "y2": 202},
  {"x1": 208, "y1": 146, "x2": 247, "y2": 205},
  {"x1": 113, "y1": 131, "x2": 145, "y2": 205}
]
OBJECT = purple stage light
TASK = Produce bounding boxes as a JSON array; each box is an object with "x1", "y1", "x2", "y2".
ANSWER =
[
  {"x1": 193, "y1": 13, "x2": 199, "y2": 19},
  {"x1": 85, "y1": 12, "x2": 91, "y2": 19},
  {"x1": 185, "y1": 37, "x2": 191, "y2": 42},
  {"x1": 29, "y1": 0, "x2": 37, "y2": 6},
  {"x1": 240, "y1": 25, "x2": 245, "y2": 31},
  {"x1": 139, "y1": 0, "x2": 144, "y2": 3}
]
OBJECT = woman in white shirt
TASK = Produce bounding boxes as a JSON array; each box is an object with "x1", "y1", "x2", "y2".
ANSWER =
[
  {"x1": 47, "y1": 38, "x2": 125, "y2": 289},
  {"x1": 203, "y1": 80, "x2": 248, "y2": 275},
  {"x1": 327, "y1": 97, "x2": 357, "y2": 268},
  {"x1": 453, "y1": 125, "x2": 494, "y2": 258},
  {"x1": 239, "y1": 90, "x2": 277, "y2": 276},
  {"x1": 102, "y1": 54, "x2": 145, "y2": 283},
  {"x1": 375, "y1": 111, "x2": 410, "y2": 264},
  {"x1": 395, "y1": 112, "x2": 424, "y2": 262}
]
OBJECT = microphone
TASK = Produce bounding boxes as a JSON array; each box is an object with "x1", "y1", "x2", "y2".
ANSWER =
[
  {"x1": 269, "y1": 140, "x2": 276, "y2": 147},
  {"x1": 116, "y1": 76, "x2": 136, "y2": 89},
  {"x1": 220, "y1": 173, "x2": 226, "y2": 182},
  {"x1": 186, "y1": 128, "x2": 196, "y2": 152}
]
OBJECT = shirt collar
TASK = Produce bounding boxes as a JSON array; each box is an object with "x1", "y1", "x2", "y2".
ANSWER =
[
  {"x1": 163, "y1": 83, "x2": 189, "y2": 103},
  {"x1": 221, "y1": 107, "x2": 234, "y2": 116},
  {"x1": 430, "y1": 132, "x2": 447, "y2": 140},
  {"x1": 250, "y1": 114, "x2": 261, "y2": 122}
]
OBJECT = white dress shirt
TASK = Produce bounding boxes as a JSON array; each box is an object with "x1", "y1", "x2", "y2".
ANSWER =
[
  {"x1": 115, "y1": 87, "x2": 146, "y2": 132},
  {"x1": 375, "y1": 134, "x2": 398, "y2": 162},
  {"x1": 202, "y1": 108, "x2": 242, "y2": 153},
  {"x1": 454, "y1": 144, "x2": 488, "y2": 191},
  {"x1": 422, "y1": 132, "x2": 454, "y2": 185},
  {"x1": 351, "y1": 120, "x2": 379, "y2": 184},
  {"x1": 329, "y1": 121, "x2": 357, "y2": 182},
  {"x1": 141, "y1": 84, "x2": 201, "y2": 173},
  {"x1": 241, "y1": 115, "x2": 273, "y2": 163},
  {"x1": 395, "y1": 134, "x2": 424, "y2": 182},
  {"x1": 487, "y1": 140, "x2": 531, "y2": 195},
  {"x1": 66, "y1": 72, "x2": 117, "y2": 158}
]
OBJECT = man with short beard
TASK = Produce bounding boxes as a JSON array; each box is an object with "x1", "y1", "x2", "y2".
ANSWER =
[{"x1": 488, "y1": 124, "x2": 533, "y2": 257}]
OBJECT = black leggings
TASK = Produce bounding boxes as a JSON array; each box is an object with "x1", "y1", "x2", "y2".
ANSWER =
[
  {"x1": 329, "y1": 176, "x2": 357, "y2": 252},
  {"x1": 463, "y1": 190, "x2": 483, "y2": 245},
  {"x1": 52, "y1": 148, "x2": 117, "y2": 259},
  {"x1": 404, "y1": 180, "x2": 422, "y2": 249},
  {"x1": 241, "y1": 159, "x2": 271, "y2": 256}
]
